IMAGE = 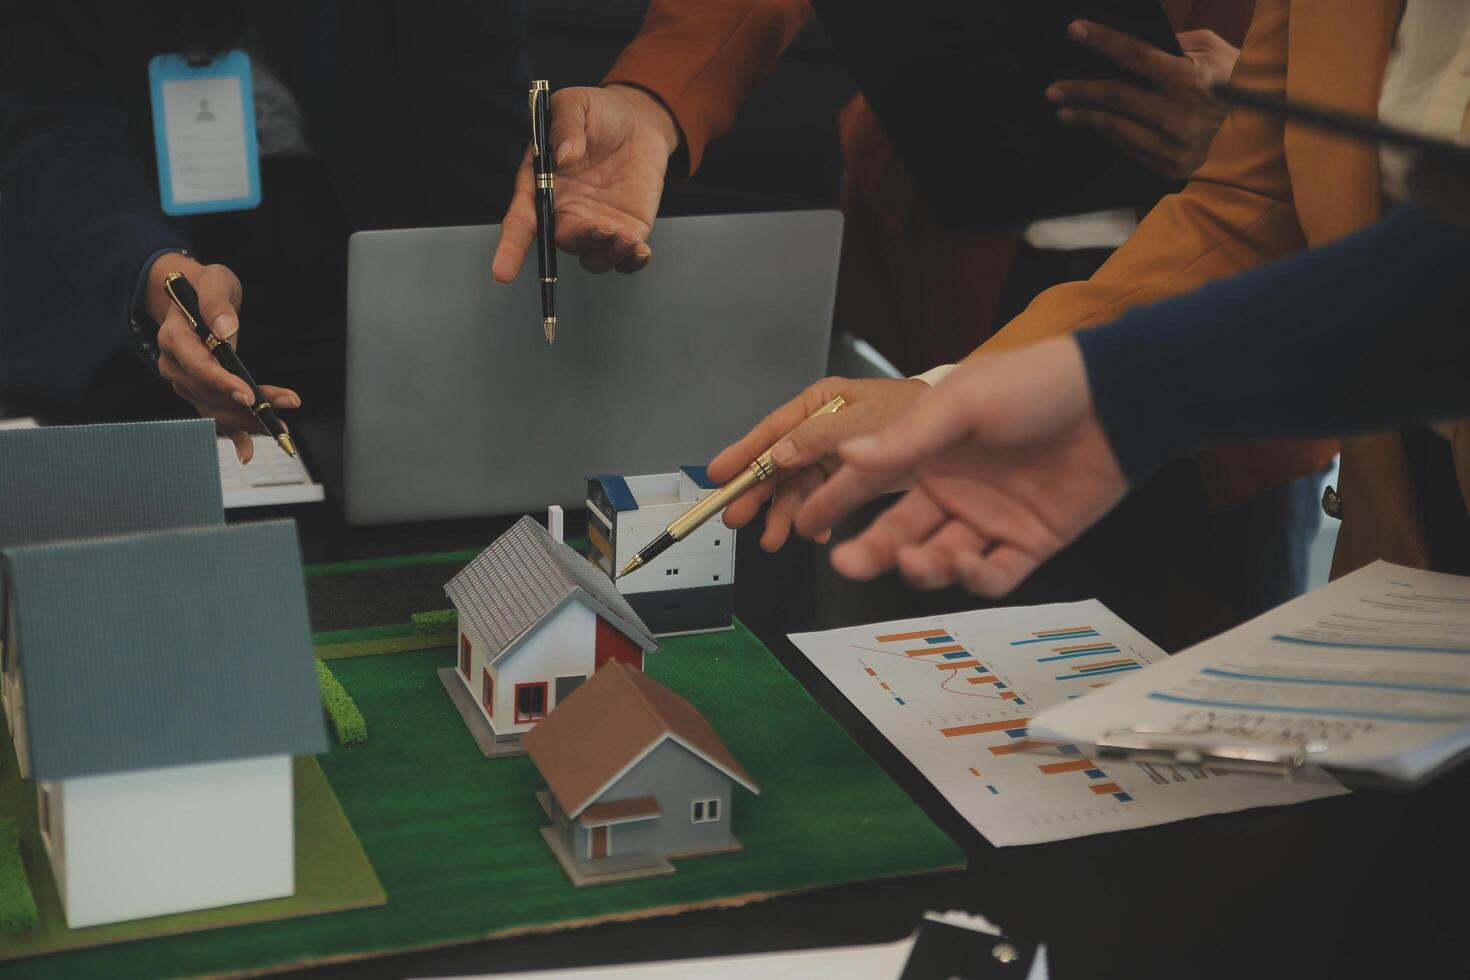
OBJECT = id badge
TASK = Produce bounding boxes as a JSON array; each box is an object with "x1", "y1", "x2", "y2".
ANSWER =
[{"x1": 147, "y1": 51, "x2": 261, "y2": 215}]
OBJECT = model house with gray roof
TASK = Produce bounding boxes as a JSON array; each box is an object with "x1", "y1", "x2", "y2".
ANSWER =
[
  {"x1": 1, "y1": 520, "x2": 326, "y2": 928},
  {"x1": 0, "y1": 418, "x2": 223, "y2": 778},
  {"x1": 441, "y1": 516, "x2": 658, "y2": 757},
  {"x1": 524, "y1": 660, "x2": 760, "y2": 886}
]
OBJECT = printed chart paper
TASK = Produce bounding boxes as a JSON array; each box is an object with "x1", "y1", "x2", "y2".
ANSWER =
[
  {"x1": 1033, "y1": 562, "x2": 1470, "y2": 783},
  {"x1": 790, "y1": 601, "x2": 1345, "y2": 846}
]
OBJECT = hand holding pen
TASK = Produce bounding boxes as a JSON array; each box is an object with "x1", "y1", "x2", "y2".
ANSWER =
[
  {"x1": 146, "y1": 257, "x2": 299, "y2": 461},
  {"x1": 490, "y1": 85, "x2": 677, "y2": 286},
  {"x1": 619, "y1": 397, "x2": 848, "y2": 579}
]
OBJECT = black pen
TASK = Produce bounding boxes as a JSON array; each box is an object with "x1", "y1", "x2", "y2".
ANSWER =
[
  {"x1": 162, "y1": 271, "x2": 296, "y2": 458},
  {"x1": 529, "y1": 79, "x2": 557, "y2": 344}
]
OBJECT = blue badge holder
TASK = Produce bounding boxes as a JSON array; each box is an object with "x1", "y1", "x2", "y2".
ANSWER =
[{"x1": 148, "y1": 51, "x2": 262, "y2": 215}]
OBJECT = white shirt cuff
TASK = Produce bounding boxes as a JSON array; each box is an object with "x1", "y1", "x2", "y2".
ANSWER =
[{"x1": 912, "y1": 363, "x2": 958, "y2": 386}]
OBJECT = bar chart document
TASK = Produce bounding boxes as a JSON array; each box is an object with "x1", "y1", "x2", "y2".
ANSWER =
[
  {"x1": 790, "y1": 601, "x2": 1344, "y2": 846},
  {"x1": 1033, "y1": 562, "x2": 1470, "y2": 786}
]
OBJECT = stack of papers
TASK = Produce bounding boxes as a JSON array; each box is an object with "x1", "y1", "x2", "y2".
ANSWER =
[
  {"x1": 1033, "y1": 561, "x2": 1470, "y2": 786},
  {"x1": 788, "y1": 602, "x2": 1341, "y2": 846},
  {"x1": 217, "y1": 434, "x2": 323, "y2": 508}
]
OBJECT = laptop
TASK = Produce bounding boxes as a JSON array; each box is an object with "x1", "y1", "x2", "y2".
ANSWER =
[{"x1": 320, "y1": 211, "x2": 842, "y2": 524}]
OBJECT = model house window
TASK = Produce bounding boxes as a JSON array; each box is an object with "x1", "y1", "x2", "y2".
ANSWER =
[
  {"x1": 482, "y1": 668, "x2": 494, "y2": 715},
  {"x1": 459, "y1": 634, "x2": 471, "y2": 679},
  {"x1": 39, "y1": 785, "x2": 50, "y2": 840},
  {"x1": 515, "y1": 682, "x2": 548, "y2": 724},
  {"x1": 691, "y1": 797, "x2": 721, "y2": 823}
]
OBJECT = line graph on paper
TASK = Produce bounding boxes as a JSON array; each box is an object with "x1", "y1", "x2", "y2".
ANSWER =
[{"x1": 791, "y1": 601, "x2": 1345, "y2": 845}]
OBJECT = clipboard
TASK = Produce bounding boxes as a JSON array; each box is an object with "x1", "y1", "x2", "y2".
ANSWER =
[
  {"x1": 1086, "y1": 727, "x2": 1470, "y2": 793},
  {"x1": 1213, "y1": 83, "x2": 1470, "y2": 164},
  {"x1": 807, "y1": 0, "x2": 1186, "y2": 230}
]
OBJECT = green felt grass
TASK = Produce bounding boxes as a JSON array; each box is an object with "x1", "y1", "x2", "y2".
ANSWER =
[
  {"x1": 314, "y1": 621, "x2": 453, "y2": 661},
  {"x1": 316, "y1": 661, "x2": 368, "y2": 746},
  {"x1": 6, "y1": 621, "x2": 960, "y2": 977},
  {"x1": 313, "y1": 622, "x2": 416, "y2": 646},
  {"x1": 0, "y1": 817, "x2": 38, "y2": 934},
  {"x1": 0, "y1": 747, "x2": 384, "y2": 970}
]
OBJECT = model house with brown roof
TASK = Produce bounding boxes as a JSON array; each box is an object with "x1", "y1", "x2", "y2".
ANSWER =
[
  {"x1": 441, "y1": 516, "x2": 659, "y2": 757},
  {"x1": 523, "y1": 660, "x2": 760, "y2": 886}
]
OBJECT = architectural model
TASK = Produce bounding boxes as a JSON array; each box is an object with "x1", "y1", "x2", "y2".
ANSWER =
[
  {"x1": 524, "y1": 659, "x2": 760, "y2": 886},
  {"x1": 1, "y1": 418, "x2": 223, "y2": 776},
  {"x1": 441, "y1": 515, "x2": 658, "y2": 757},
  {"x1": 585, "y1": 469, "x2": 736, "y2": 636},
  {"x1": 1, "y1": 521, "x2": 326, "y2": 928}
]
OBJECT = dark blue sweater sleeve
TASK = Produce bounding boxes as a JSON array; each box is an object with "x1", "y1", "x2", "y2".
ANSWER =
[
  {"x1": 1076, "y1": 203, "x2": 1470, "y2": 485},
  {"x1": 0, "y1": 21, "x2": 190, "y2": 353}
]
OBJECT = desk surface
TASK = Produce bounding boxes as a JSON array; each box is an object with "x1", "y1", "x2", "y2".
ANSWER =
[{"x1": 251, "y1": 501, "x2": 1468, "y2": 980}]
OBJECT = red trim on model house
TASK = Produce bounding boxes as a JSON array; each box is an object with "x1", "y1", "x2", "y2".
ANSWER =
[
  {"x1": 593, "y1": 616, "x2": 642, "y2": 672},
  {"x1": 514, "y1": 681, "x2": 549, "y2": 724}
]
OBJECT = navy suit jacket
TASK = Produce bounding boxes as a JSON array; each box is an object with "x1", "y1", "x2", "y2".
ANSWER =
[{"x1": 0, "y1": 0, "x2": 529, "y2": 412}]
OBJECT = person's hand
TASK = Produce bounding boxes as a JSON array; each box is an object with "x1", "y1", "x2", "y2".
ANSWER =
[
  {"x1": 491, "y1": 84, "x2": 680, "y2": 281},
  {"x1": 793, "y1": 338, "x2": 1128, "y2": 597},
  {"x1": 706, "y1": 376, "x2": 930, "y2": 552},
  {"x1": 1047, "y1": 21, "x2": 1240, "y2": 179},
  {"x1": 144, "y1": 253, "x2": 299, "y2": 463}
]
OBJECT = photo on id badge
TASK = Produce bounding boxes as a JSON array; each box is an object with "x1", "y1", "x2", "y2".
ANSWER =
[{"x1": 148, "y1": 51, "x2": 262, "y2": 215}]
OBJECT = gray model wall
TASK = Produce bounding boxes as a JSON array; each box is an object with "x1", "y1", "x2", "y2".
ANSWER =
[{"x1": 563, "y1": 738, "x2": 736, "y2": 861}]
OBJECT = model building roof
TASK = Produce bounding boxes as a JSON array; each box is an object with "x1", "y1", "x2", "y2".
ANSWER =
[
  {"x1": 445, "y1": 516, "x2": 656, "y2": 664},
  {"x1": 523, "y1": 660, "x2": 759, "y2": 818},
  {"x1": 0, "y1": 418, "x2": 222, "y2": 549},
  {"x1": 3, "y1": 521, "x2": 327, "y2": 781}
]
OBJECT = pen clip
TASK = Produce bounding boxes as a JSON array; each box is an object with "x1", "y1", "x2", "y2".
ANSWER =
[
  {"x1": 1095, "y1": 726, "x2": 1327, "y2": 779},
  {"x1": 528, "y1": 80, "x2": 549, "y2": 161},
  {"x1": 162, "y1": 272, "x2": 200, "y2": 330}
]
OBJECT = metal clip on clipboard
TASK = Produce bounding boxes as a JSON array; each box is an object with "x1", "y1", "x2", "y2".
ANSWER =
[{"x1": 1094, "y1": 727, "x2": 1329, "y2": 779}]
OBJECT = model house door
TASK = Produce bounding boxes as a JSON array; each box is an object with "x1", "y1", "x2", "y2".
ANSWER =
[{"x1": 590, "y1": 825, "x2": 609, "y2": 859}]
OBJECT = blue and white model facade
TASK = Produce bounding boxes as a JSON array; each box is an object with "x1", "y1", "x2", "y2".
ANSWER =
[{"x1": 584, "y1": 468, "x2": 735, "y2": 636}]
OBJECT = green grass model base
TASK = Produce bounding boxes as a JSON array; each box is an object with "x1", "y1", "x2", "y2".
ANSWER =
[{"x1": 7, "y1": 619, "x2": 960, "y2": 978}]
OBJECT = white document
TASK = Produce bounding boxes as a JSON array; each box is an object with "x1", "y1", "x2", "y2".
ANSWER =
[
  {"x1": 432, "y1": 911, "x2": 1046, "y2": 980},
  {"x1": 218, "y1": 435, "x2": 324, "y2": 508},
  {"x1": 1032, "y1": 561, "x2": 1470, "y2": 784},
  {"x1": 443, "y1": 938, "x2": 917, "y2": 980},
  {"x1": 160, "y1": 75, "x2": 252, "y2": 205},
  {"x1": 789, "y1": 601, "x2": 1344, "y2": 846}
]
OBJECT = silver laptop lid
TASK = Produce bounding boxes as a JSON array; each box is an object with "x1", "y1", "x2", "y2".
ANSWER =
[{"x1": 343, "y1": 210, "x2": 841, "y2": 524}]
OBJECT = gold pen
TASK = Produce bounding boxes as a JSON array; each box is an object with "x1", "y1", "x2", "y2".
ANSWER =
[{"x1": 617, "y1": 396, "x2": 847, "y2": 578}]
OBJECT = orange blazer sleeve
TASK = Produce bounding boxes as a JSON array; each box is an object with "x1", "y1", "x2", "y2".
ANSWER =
[
  {"x1": 602, "y1": 0, "x2": 814, "y2": 176},
  {"x1": 972, "y1": 0, "x2": 1304, "y2": 358}
]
